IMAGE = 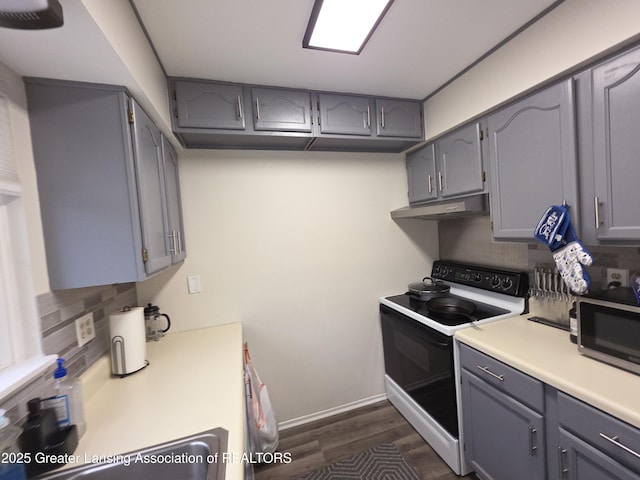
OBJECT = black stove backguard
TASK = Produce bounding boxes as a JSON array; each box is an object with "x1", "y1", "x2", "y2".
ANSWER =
[{"x1": 431, "y1": 260, "x2": 529, "y2": 297}]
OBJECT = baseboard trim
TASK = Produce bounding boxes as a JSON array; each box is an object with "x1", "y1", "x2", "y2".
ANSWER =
[{"x1": 279, "y1": 393, "x2": 388, "y2": 431}]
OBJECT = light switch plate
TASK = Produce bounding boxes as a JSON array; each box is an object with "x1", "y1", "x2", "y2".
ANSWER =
[
  {"x1": 187, "y1": 275, "x2": 202, "y2": 294},
  {"x1": 75, "y1": 312, "x2": 95, "y2": 347}
]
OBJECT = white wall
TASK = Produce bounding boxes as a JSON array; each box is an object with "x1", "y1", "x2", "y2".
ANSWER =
[
  {"x1": 137, "y1": 149, "x2": 439, "y2": 422},
  {"x1": 424, "y1": 0, "x2": 640, "y2": 138}
]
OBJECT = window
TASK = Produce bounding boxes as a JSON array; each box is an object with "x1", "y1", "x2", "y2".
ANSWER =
[{"x1": 0, "y1": 84, "x2": 55, "y2": 399}]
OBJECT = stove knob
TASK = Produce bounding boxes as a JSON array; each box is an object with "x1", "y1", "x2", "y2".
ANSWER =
[
  {"x1": 471, "y1": 273, "x2": 482, "y2": 283},
  {"x1": 501, "y1": 278, "x2": 513, "y2": 291},
  {"x1": 489, "y1": 276, "x2": 501, "y2": 289}
]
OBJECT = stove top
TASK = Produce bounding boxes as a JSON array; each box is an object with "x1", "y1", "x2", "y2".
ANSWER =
[
  {"x1": 380, "y1": 260, "x2": 529, "y2": 335},
  {"x1": 384, "y1": 293, "x2": 511, "y2": 326}
]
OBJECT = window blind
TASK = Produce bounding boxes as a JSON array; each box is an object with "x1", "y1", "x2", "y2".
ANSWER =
[{"x1": 0, "y1": 94, "x2": 20, "y2": 196}]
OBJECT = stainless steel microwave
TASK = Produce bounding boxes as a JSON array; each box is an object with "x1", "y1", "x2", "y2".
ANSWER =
[{"x1": 578, "y1": 296, "x2": 640, "y2": 375}]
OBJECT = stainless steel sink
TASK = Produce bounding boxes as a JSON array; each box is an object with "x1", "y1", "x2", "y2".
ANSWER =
[{"x1": 38, "y1": 427, "x2": 228, "y2": 480}]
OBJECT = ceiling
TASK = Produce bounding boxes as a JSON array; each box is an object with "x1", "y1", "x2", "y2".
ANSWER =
[
  {"x1": 0, "y1": 0, "x2": 561, "y2": 103},
  {"x1": 130, "y1": 0, "x2": 561, "y2": 99}
]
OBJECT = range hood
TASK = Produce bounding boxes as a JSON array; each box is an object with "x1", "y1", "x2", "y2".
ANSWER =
[{"x1": 390, "y1": 193, "x2": 489, "y2": 220}]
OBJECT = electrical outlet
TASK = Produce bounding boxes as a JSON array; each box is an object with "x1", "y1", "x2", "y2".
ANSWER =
[
  {"x1": 606, "y1": 268, "x2": 629, "y2": 287},
  {"x1": 75, "y1": 312, "x2": 95, "y2": 347}
]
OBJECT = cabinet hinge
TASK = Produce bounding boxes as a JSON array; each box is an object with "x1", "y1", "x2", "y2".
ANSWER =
[
  {"x1": 479, "y1": 129, "x2": 484, "y2": 141},
  {"x1": 172, "y1": 90, "x2": 177, "y2": 101},
  {"x1": 142, "y1": 248, "x2": 148, "y2": 263},
  {"x1": 482, "y1": 171, "x2": 486, "y2": 182},
  {"x1": 127, "y1": 109, "x2": 135, "y2": 124}
]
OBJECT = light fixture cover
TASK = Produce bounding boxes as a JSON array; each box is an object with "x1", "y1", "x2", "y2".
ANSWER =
[
  {"x1": 303, "y1": 0, "x2": 394, "y2": 55},
  {"x1": 0, "y1": 0, "x2": 63, "y2": 29}
]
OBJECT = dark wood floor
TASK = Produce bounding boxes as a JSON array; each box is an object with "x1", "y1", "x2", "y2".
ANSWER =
[{"x1": 254, "y1": 400, "x2": 476, "y2": 480}]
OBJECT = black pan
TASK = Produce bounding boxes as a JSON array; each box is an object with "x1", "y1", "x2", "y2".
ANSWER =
[
  {"x1": 426, "y1": 296, "x2": 477, "y2": 321},
  {"x1": 407, "y1": 277, "x2": 450, "y2": 301}
]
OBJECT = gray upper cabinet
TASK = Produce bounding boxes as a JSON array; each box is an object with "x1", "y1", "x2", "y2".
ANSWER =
[
  {"x1": 437, "y1": 122, "x2": 484, "y2": 198},
  {"x1": 162, "y1": 134, "x2": 186, "y2": 264},
  {"x1": 251, "y1": 87, "x2": 312, "y2": 133},
  {"x1": 174, "y1": 80, "x2": 245, "y2": 130},
  {"x1": 577, "y1": 46, "x2": 640, "y2": 244},
  {"x1": 406, "y1": 144, "x2": 437, "y2": 204},
  {"x1": 487, "y1": 79, "x2": 578, "y2": 241},
  {"x1": 317, "y1": 93, "x2": 372, "y2": 136},
  {"x1": 130, "y1": 102, "x2": 172, "y2": 275},
  {"x1": 375, "y1": 98, "x2": 423, "y2": 138},
  {"x1": 169, "y1": 78, "x2": 423, "y2": 152},
  {"x1": 26, "y1": 79, "x2": 184, "y2": 290},
  {"x1": 405, "y1": 122, "x2": 484, "y2": 205}
]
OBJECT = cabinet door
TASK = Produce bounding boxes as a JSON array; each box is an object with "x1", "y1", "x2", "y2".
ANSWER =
[
  {"x1": 487, "y1": 79, "x2": 578, "y2": 240},
  {"x1": 251, "y1": 87, "x2": 312, "y2": 133},
  {"x1": 591, "y1": 48, "x2": 640, "y2": 240},
  {"x1": 130, "y1": 100, "x2": 172, "y2": 275},
  {"x1": 175, "y1": 80, "x2": 245, "y2": 130},
  {"x1": 317, "y1": 93, "x2": 372, "y2": 136},
  {"x1": 461, "y1": 370, "x2": 546, "y2": 480},
  {"x1": 376, "y1": 99, "x2": 423, "y2": 138},
  {"x1": 436, "y1": 122, "x2": 484, "y2": 198},
  {"x1": 559, "y1": 429, "x2": 640, "y2": 480},
  {"x1": 406, "y1": 144, "x2": 437, "y2": 204},
  {"x1": 161, "y1": 135, "x2": 186, "y2": 264}
]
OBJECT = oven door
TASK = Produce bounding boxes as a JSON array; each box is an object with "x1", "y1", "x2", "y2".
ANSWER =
[{"x1": 380, "y1": 303, "x2": 458, "y2": 436}]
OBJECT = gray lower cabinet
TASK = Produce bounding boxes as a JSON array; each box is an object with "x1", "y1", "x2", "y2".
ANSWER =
[
  {"x1": 406, "y1": 122, "x2": 484, "y2": 205},
  {"x1": 460, "y1": 344, "x2": 546, "y2": 480},
  {"x1": 487, "y1": 79, "x2": 578, "y2": 241},
  {"x1": 575, "y1": 45, "x2": 640, "y2": 244},
  {"x1": 459, "y1": 343, "x2": 640, "y2": 480},
  {"x1": 556, "y1": 392, "x2": 640, "y2": 480},
  {"x1": 26, "y1": 78, "x2": 183, "y2": 289}
]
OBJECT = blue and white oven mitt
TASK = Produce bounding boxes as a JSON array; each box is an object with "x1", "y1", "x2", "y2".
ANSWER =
[{"x1": 534, "y1": 204, "x2": 593, "y2": 294}]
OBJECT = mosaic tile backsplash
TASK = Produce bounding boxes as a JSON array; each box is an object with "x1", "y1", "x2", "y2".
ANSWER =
[{"x1": 0, "y1": 283, "x2": 137, "y2": 423}]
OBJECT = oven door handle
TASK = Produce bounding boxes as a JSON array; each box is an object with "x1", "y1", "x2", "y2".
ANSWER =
[{"x1": 421, "y1": 335, "x2": 451, "y2": 350}]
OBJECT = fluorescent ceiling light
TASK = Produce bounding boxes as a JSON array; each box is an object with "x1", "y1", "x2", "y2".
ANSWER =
[{"x1": 303, "y1": 0, "x2": 394, "y2": 55}]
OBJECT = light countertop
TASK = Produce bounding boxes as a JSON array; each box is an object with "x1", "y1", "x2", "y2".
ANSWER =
[
  {"x1": 75, "y1": 322, "x2": 245, "y2": 480},
  {"x1": 455, "y1": 312, "x2": 640, "y2": 429}
]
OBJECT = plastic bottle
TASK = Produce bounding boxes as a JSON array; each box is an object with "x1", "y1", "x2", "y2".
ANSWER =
[
  {"x1": 0, "y1": 409, "x2": 27, "y2": 480},
  {"x1": 43, "y1": 359, "x2": 86, "y2": 438}
]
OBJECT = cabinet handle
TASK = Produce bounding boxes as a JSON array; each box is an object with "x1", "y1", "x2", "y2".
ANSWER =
[
  {"x1": 168, "y1": 231, "x2": 177, "y2": 254},
  {"x1": 557, "y1": 446, "x2": 568, "y2": 478},
  {"x1": 381, "y1": 107, "x2": 385, "y2": 129},
  {"x1": 366, "y1": 105, "x2": 371, "y2": 128},
  {"x1": 177, "y1": 231, "x2": 183, "y2": 254},
  {"x1": 255, "y1": 97, "x2": 261, "y2": 120},
  {"x1": 438, "y1": 172, "x2": 444, "y2": 192},
  {"x1": 236, "y1": 95, "x2": 244, "y2": 120},
  {"x1": 427, "y1": 174, "x2": 433, "y2": 193},
  {"x1": 476, "y1": 365, "x2": 504, "y2": 381},
  {"x1": 594, "y1": 195, "x2": 602, "y2": 229},
  {"x1": 529, "y1": 427, "x2": 538, "y2": 455},
  {"x1": 599, "y1": 433, "x2": 640, "y2": 459}
]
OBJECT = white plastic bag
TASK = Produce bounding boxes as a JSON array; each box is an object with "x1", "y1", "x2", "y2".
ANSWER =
[{"x1": 244, "y1": 343, "x2": 279, "y2": 455}]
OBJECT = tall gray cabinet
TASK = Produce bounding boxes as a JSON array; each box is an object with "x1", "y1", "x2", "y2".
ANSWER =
[
  {"x1": 576, "y1": 45, "x2": 640, "y2": 245},
  {"x1": 26, "y1": 79, "x2": 185, "y2": 290},
  {"x1": 487, "y1": 79, "x2": 578, "y2": 240}
]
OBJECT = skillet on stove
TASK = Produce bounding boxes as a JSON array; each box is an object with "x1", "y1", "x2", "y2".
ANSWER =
[{"x1": 426, "y1": 296, "x2": 477, "y2": 322}]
